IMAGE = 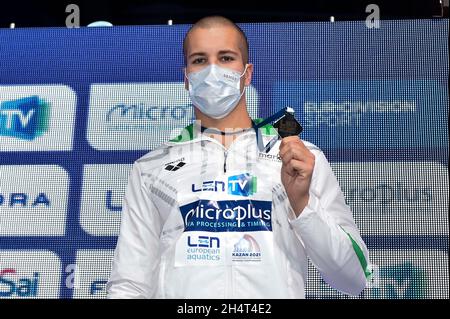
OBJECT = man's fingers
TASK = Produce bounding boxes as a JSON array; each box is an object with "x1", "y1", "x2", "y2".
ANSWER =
[
  {"x1": 283, "y1": 159, "x2": 310, "y2": 178},
  {"x1": 280, "y1": 145, "x2": 314, "y2": 165},
  {"x1": 279, "y1": 142, "x2": 301, "y2": 159},
  {"x1": 280, "y1": 147, "x2": 302, "y2": 166},
  {"x1": 279, "y1": 136, "x2": 300, "y2": 155},
  {"x1": 280, "y1": 136, "x2": 300, "y2": 145},
  {"x1": 283, "y1": 161, "x2": 297, "y2": 177},
  {"x1": 279, "y1": 137, "x2": 307, "y2": 158}
]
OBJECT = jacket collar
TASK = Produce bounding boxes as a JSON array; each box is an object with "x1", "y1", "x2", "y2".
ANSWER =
[{"x1": 167, "y1": 118, "x2": 278, "y2": 145}]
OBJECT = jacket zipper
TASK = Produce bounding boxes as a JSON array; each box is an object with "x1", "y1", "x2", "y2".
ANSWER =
[{"x1": 223, "y1": 150, "x2": 228, "y2": 173}]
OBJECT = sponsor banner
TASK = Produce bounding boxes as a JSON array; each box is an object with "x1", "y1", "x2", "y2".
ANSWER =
[
  {"x1": 0, "y1": 165, "x2": 68, "y2": 236},
  {"x1": 307, "y1": 249, "x2": 449, "y2": 299},
  {"x1": 73, "y1": 250, "x2": 114, "y2": 299},
  {"x1": 0, "y1": 85, "x2": 76, "y2": 151},
  {"x1": 330, "y1": 161, "x2": 449, "y2": 236},
  {"x1": 87, "y1": 82, "x2": 259, "y2": 150},
  {"x1": 273, "y1": 80, "x2": 448, "y2": 150},
  {"x1": 80, "y1": 164, "x2": 132, "y2": 236},
  {"x1": 0, "y1": 250, "x2": 61, "y2": 298}
]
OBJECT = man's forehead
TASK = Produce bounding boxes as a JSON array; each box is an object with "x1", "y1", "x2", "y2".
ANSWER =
[{"x1": 186, "y1": 26, "x2": 242, "y2": 54}]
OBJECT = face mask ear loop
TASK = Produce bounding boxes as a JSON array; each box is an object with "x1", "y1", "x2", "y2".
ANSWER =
[
  {"x1": 239, "y1": 85, "x2": 247, "y2": 99},
  {"x1": 239, "y1": 64, "x2": 250, "y2": 95},
  {"x1": 240, "y1": 64, "x2": 249, "y2": 78},
  {"x1": 185, "y1": 68, "x2": 194, "y2": 94},
  {"x1": 234, "y1": 64, "x2": 249, "y2": 111}
]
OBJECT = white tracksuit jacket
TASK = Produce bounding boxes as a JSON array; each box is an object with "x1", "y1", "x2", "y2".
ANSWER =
[{"x1": 106, "y1": 120, "x2": 371, "y2": 299}]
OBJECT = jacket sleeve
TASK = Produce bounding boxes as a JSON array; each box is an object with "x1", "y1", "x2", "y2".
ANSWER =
[
  {"x1": 288, "y1": 150, "x2": 371, "y2": 296},
  {"x1": 106, "y1": 162, "x2": 162, "y2": 299}
]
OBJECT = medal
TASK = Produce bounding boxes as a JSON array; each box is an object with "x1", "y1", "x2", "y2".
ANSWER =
[{"x1": 273, "y1": 107, "x2": 303, "y2": 138}]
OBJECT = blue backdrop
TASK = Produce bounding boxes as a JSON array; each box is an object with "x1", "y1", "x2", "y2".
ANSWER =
[{"x1": 0, "y1": 19, "x2": 448, "y2": 298}]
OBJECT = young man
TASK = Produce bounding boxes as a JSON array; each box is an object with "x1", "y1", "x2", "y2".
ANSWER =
[{"x1": 106, "y1": 16, "x2": 371, "y2": 299}]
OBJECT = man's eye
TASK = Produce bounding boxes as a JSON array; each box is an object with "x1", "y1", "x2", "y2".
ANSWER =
[
  {"x1": 221, "y1": 56, "x2": 235, "y2": 62},
  {"x1": 192, "y1": 58, "x2": 206, "y2": 64}
]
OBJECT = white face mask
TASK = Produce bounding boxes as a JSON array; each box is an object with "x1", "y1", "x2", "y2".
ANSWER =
[{"x1": 185, "y1": 64, "x2": 248, "y2": 119}]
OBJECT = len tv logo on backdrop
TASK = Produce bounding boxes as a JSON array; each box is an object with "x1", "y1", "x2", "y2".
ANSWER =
[
  {"x1": 0, "y1": 85, "x2": 76, "y2": 151},
  {"x1": 0, "y1": 96, "x2": 50, "y2": 140}
]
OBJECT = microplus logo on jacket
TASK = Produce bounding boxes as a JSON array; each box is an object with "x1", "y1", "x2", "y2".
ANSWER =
[
  {"x1": 180, "y1": 199, "x2": 272, "y2": 232},
  {"x1": 0, "y1": 96, "x2": 50, "y2": 140}
]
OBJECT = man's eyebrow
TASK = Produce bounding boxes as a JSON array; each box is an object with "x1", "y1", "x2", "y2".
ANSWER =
[
  {"x1": 188, "y1": 50, "x2": 239, "y2": 59},
  {"x1": 218, "y1": 50, "x2": 239, "y2": 55},
  {"x1": 188, "y1": 52, "x2": 207, "y2": 59}
]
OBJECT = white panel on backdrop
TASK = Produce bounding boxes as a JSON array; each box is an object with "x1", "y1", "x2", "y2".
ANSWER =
[
  {"x1": 307, "y1": 249, "x2": 449, "y2": 299},
  {"x1": 0, "y1": 85, "x2": 76, "y2": 151},
  {"x1": 80, "y1": 164, "x2": 132, "y2": 236},
  {"x1": 0, "y1": 250, "x2": 61, "y2": 298},
  {"x1": 72, "y1": 250, "x2": 114, "y2": 299},
  {"x1": 331, "y1": 162, "x2": 449, "y2": 236},
  {"x1": 0, "y1": 165, "x2": 68, "y2": 236}
]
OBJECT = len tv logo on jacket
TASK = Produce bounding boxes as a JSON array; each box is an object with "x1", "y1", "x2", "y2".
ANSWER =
[
  {"x1": 192, "y1": 173, "x2": 257, "y2": 197},
  {"x1": 0, "y1": 96, "x2": 50, "y2": 140}
]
